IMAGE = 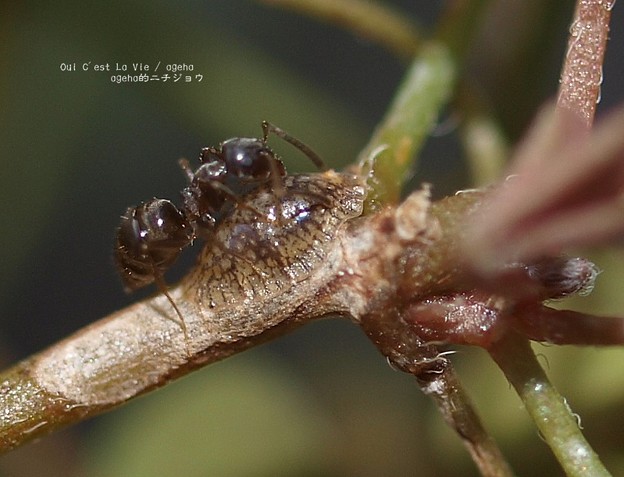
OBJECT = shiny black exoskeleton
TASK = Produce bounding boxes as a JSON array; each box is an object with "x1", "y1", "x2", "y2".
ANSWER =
[
  {"x1": 116, "y1": 198, "x2": 194, "y2": 291},
  {"x1": 178, "y1": 136, "x2": 287, "y2": 237},
  {"x1": 114, "y1": 121, "x2": 326, "y2": 295}
]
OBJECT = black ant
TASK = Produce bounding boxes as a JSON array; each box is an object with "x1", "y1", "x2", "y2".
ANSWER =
[{"x1": 114, "y1": 122, "x2": 326, "y2": 336}]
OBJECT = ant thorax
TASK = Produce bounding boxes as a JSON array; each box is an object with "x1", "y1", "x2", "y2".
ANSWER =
[
  {"x1": 181, "y1": 170, "x2": 367, "y2": 310},
  {"x1": 179, "y1": 137, "x2": 286, "y2": 238}
]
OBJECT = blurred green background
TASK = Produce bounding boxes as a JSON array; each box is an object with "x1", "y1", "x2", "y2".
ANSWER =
[{"x1": 1, "y1": 1, "x2": 624, "y2": 476}]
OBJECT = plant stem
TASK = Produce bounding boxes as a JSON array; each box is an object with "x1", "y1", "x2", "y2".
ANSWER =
[
  {"x1": 418, "y1": 363, "x2": 516, "y2": 477},
  {"x1": 357, "y1": 0, "x2": 492, "y2": 206},
  {"x1": 557, "y1": 0, "x2": 614, "y2": 125},
  {"x1": 435, "y1": 0, "x2": 491, "y2": 62},
  {"x1": 456, "y1": 85, "x2": 509, "y2": 186},
  {"x1": 489, "y1": 333, "x2": 611, "y2": 477},
  {"x1": 357, "y1": 41, "x2": 455, "y2": 206}
]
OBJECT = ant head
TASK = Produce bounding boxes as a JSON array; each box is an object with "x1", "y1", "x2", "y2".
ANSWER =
[{"x1": 220, "y1": 137, "x2": 285, "y2": 183}]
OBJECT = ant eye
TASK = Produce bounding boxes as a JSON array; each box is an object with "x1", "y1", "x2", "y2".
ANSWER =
[{"x1": 222, "y1": 138, "x2": 275, "y2": 182}]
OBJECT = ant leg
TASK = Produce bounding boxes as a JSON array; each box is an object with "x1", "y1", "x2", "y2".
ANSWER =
[
  {"x1": 262, "y1": 121, "x2": 328, "y2": 171},
  {"x1": 207, "y1": 239, "x2": 269, "y2": 277},
  {"x1": 268, "y1": 158, "x2": 285, "y2": 198},
  {"x1": 227, "y1": 247, "x2": 269, "y2": 275},
  {"x1": 178, "y1": 158, "x2": 195, "y2": 183},
  {"x1": 153, "y1": 273, "x2": 191, "y2": 353},
  {"x1": 196, "y1": 227, "x2": 269, "y2": 276},
  {"x1": 267, "y1": 158, "x2": 286, "y2": 225},
  {"x1": 207, "y1": 180, "x2": 272, "y2": 221}
]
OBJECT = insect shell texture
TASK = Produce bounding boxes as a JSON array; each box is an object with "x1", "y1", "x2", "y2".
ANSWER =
[{"x1": 180, "y1": 170, "x2": 367, "y2": 312}]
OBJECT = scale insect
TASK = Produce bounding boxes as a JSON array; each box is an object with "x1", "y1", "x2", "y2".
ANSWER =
[{"x1": 114, "y1": 122, "x2": 327, "y2": 336}]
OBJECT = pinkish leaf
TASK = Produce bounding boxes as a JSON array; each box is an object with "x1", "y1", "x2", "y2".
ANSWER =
[{"x1": 463, "y1": 102, "x2": 624, "y2": 275}]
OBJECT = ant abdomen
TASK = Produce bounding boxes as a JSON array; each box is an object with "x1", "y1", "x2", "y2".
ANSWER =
[{"x1": 115, "y1": 198, "x2": 193, "y2": 291}]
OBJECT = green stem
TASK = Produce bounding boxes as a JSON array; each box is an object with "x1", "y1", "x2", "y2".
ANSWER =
[
  {"x1": 489, "y1": 333, "x2": 611, "y2": 477},
  {"x1": 435, "y1": 0, "x2": 491, "y2": 62},
  {"x1": 357, "y1": 41, "x2": 456, "y2": 206},
  {"x1": 456, "y1": 85, "x2": 509, "y2": 186},
  {"x1": 357, "y1": 0, "x2": 492, "y2": 207}
]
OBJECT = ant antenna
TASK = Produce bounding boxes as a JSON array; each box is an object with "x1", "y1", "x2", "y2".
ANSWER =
[{"x1": 262, "y1": 121, "x2": 327, "y2": 171}]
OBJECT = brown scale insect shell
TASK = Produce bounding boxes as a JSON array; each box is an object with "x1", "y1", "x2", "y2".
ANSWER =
[{"x1": 180, "y1": 170, "x2": 368, "y2": 310}]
